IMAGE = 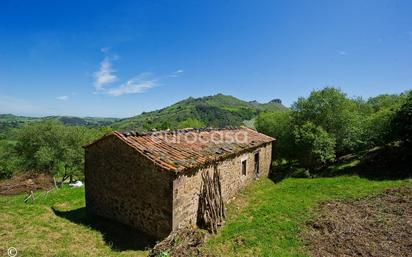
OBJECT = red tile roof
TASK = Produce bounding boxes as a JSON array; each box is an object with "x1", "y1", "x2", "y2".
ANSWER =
[{"x1": 85, "y1": 127, "x2": 274, "y2": 172}]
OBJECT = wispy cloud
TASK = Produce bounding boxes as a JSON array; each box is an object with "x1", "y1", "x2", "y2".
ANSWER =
[
  {"x1": 169, "y1": 69, "x2": 184, "y2": 77},
  {"x1": 338, "y1": 50, "x2": 348, "y2": 56},
  {"x1": 93, "y1": 48, "x2": 182, "y2": 96},
  {"x1": 94, "y1": 48, "x2": 118, "y2": 92},
  {"x1": 106, "y1": 73, "x2": 157, "y2": 96},
  {"x1": 56, "y1": 95, "x2": 69, "y2": 101}
]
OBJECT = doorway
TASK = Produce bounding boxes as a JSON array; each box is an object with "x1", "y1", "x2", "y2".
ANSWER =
[{"x1": 254, "y1": 152, "x2": 260, "y2": 177}]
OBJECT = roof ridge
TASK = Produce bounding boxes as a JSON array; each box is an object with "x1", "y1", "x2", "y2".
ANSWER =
[
  {"x1": 120, "y1": 126, "x2": 249, "y2": 137},
  {"x1": 84, "y1": 127, "x2": 274, "y2": 173}
]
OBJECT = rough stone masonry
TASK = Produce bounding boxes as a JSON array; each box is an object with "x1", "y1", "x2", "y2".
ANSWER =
[{"x1": 84, "y1": 127, "x2": 274, "y2": 239}]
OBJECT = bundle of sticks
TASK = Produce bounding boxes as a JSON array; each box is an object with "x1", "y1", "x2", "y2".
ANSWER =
[{"x1": 197, "y1": 166, "x2": 226, "y2": 234}]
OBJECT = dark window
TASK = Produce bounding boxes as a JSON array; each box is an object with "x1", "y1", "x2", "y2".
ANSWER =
[
  {"x1": 254, "y1": 152, "x2": 260, "y2": 176},
  {"x1": 241, "y1": 160, "x2": 247, "y2": 175}
]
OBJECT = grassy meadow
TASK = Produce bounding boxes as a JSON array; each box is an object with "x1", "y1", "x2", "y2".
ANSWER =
[
  {"x1": 0, "y1": 186, "x2": 149, "y2": 257},
  {"x1": 1, "y1": 176, "x2": 410, "y2": 257},
  {"x1": 205, "y1": 176, "x2": 411, "y2": 256}
]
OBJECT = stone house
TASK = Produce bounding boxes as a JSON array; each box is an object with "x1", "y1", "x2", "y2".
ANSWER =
[{"x1": 84, "y1": 127, "x2": 274, "y2": 239}]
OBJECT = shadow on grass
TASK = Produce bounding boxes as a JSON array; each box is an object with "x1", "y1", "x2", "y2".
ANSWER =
[
  {"x1": 52, "y1": 207, "x2": 156, "y2": 252},
  {"x1": 269, "y1": 144, "x2": 412, "y2": 182},
  {"x1": 269, "y1": 165, "x2": 293, "y2": 183},
  {"x1": 268, "y1": 162, "x2": 306, "y2": 183},
  {"x1": 355, "y1": 144, "x2": 412, "y2": 181},
  {"x1": 323, "y1": 143, "x2": 412, "y2": 181}
]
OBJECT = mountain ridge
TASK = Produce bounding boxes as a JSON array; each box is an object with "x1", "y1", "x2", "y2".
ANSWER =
[
  {"x1": 1, "y1": 94, "x2": 287, "y2": 132},
  {"x1": 111, "y1": 94, "x2": 287, "y2": 130}
]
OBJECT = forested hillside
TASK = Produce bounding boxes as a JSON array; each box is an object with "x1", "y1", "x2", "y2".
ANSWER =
[
  {"x1": 0, "y1": 93, "x2": 285, "y2": 179},
  {"x1": 255, "y1": 88, "x2": 412, "y2": 179},
  {"x1": 111, "y1": 94, "x2": 286, "y2": 130},
  {"x1": 1, "y1": 88, "x2": 411, "y2": 181},
  {"x1": 0, "y1": 114, "x2": 118, "y2": 132},
  {"x1": 1, "y1": 94, "x2": 285, "y2": 135}
]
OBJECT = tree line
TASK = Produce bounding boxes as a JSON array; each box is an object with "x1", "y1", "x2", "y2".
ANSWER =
[
  {"x1": 255, "y1": 87, "x2": 411, "y2": 173},
  {"x1": 0, "y1": 121, "x2": 111, "y2": 180},
  {"x1": 0, "y1": 87, "x2": 410, "y2": 180}
]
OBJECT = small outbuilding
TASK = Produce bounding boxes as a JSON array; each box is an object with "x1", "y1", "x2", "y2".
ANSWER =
[{"x1": 84, "y1": 127, "x2": 274, "y2": 239}]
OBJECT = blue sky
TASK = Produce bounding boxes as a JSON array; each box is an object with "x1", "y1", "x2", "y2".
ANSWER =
[{"x1": 0, "y1": 0, "x2": 411, "y2": 117}]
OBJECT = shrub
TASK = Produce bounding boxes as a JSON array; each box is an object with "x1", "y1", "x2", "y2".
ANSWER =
[
  {"x1": 292, "y1": 87, "x2": 364, "y2": 154},
  {"x1": 255, "y1": 111, "x2": 294, "y2": 160},
  {"x1": 177, "y1": 118, "x2": 204, "y2": 129},
  {"x1": 391, "y1": 91, "x2": 412, "y2": 144},
  {"x1": 293, "y1": 122, "x2": 336, "y2": 170},
  {"x1": 14, "y1": 120, "x2": 110, "y2": 181}
]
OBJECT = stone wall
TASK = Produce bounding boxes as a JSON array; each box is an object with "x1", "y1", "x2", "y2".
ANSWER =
[
  {"x1": 85, "y1": 135, "x2": 174, "y2": 239},
  {"x1": 172, "y1": 143, "x2": 272, "y2": 229}
]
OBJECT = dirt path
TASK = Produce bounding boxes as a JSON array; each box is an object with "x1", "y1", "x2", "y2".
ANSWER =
[{"x1": 304, "y1": 187, "x2": 412, "y2": 257}]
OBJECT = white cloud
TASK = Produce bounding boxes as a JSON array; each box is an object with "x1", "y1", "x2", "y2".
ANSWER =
[
  {"x1": 338, "y1": 50, "x2": 348, "y2": 56},
  {"x1": 169, "y1": 69, "x2": 184, "y2": 77},
  {"x1": 56, "y1": 95, "x2": 69, "y2": 101},
  {"x1": 93, "y1": 48, "x2": 182, "y2": 96},
  {"x1": 106, "y1": 73, "x2": 157, "y2": 96},
  {"x1": 94, "y1": 49, "x2": 118, "y2": 91}
]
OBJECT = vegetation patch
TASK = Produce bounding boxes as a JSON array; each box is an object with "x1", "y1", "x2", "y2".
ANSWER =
[
  {"x1": 111, "y1": 94, "x2": 286, "y2": 130},
  {"x1": 304, "y1": 187, "x2": 412, "y2": 257}
]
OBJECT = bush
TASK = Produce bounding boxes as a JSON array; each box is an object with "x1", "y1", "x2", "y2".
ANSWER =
[
  {"x1": 177, "y1": 118, "x2": 204, "y2": 129},
  {"x1": 363, "y1": 108, "x2": 395, "y2": 148},
  {"x1": 293, "y1": 122, "x2": 336, "y2": 170},
  {"x1": 391, "y1": 91, "x2": 412, "y2": 144},
  {"x1": 14, "y1": 120, "x2": 110, "y2": 180},
  {"x1": 0, "y1": 139, "x2": 23, "y2": 179},
  {"x1": 255, "y1": 111, "x2": 294, "y2": 160},
  {"x1": 292, "y1": 87, "x2": 364, "y2": 154}
]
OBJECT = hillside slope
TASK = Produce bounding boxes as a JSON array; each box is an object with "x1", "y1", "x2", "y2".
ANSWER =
[
  {"x1": 0, "y1": 114, "x2": 118, "y2": 133},
  {"x1": 112, "y1": 94, "x2": 286, "y2": 131},
  {"x1": 1, "y1": 94, "x2": 286, "y2": 132}
]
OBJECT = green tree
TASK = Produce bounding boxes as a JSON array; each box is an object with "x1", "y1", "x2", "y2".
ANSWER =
[
  {"x1": 255, "y1": 111, "x2": 294, "y2": 160},
  {"x1": 293, "y1": 122, "x2": 336, "y2": 170},
  {"x1": 0, "y1": 140, "x2": 22, "y2": 179},
  {"x1": 367, "y1": 94, "x2": 404, "y2": 112},
  {"x1": 14, "y1": 120, "x2": 109, "y2": 181},
  {"x1": 360, "y1": 92, "x2": 406, "y2": 148},
  {"x1": 391, "y1": 91, "x2": 412, "y2": 144},
  {"x1": 363, "y1": 108, "x2": 395, "y2": 147},
  {"x1": 177, "y1": 118, "x2": 205, "y2": 129},
  {"x1": 292, "y1": 87, "x2": 364, "y2": 154}
]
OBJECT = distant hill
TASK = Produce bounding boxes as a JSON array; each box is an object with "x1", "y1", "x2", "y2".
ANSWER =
[
  {"x1": 111, "y1": 94, "x2": 287, "y2": 131},
  {"x1": 0, "y1": 114, "x2": 119, "y2": 133},
  {"x1": 1, "y1": 94, "x2": 286, "y2": 133}
]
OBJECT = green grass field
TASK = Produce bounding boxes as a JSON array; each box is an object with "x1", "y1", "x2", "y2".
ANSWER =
[
  {"x1": 205, "y1": 176, "x2": 410, "y2": 257},
  {"x1": 1, "y1": 176, "x2": 410, "y2": 257}
]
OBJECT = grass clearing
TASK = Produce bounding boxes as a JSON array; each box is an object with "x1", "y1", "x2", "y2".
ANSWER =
[
  {"x1": 0, "y1": 186, "x2": 149, "y2": 257},
  {"x1": 204, "y1": 176, "x2": 411, "y2": 257},
  {"x1": 0, "y1": 176, "x2": 410, "y2": 257}
]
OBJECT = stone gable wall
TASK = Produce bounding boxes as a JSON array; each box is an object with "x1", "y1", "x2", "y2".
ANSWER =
[
  {"x1": 85, "y1": 136, "x2": 174, "y2": 239},
  {"x1": 172, "y1": 143, "x2": 272, "y2": 229}
]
